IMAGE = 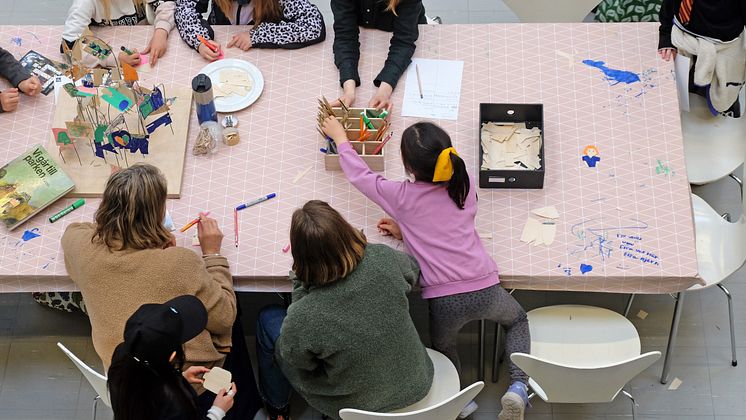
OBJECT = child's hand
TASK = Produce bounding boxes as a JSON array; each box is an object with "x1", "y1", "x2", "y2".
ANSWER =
[
  {"x1": 227, "y1": 32, "x2": 252, "y2": 51},
  {"x1": 182, "y1": 366, "x2": 210, "y2": 384},
  {"x1": 658, "y1": 48, "x2": 676, "y2": 62},
  {"x1": 18, "y1": 76, "x2": 41, "y2": 96},
  {"x1": 321, "y1": 115, "x2": 348, "y2": 145},
  {"x1": 0, "y1": 89, "x2": 20, "y2": 112},
  {"x1": 199, "y1": 41, "x2": 222, "y2": 62},
  {"x1": 142, "y1": 28, "x2": 168, "y2": 66},
  {"x1": 118, "y1": 50, "x2": 141, "y2": 67},
  {"x1": 369, "y1": 82, "x2": 394, "y2": 112},
  {"x1": 213, "y1": 383, "x2": 236, "y2": 413},
  {"x1": 378, "y1": 218, "x2": 403, "y2": 240}
]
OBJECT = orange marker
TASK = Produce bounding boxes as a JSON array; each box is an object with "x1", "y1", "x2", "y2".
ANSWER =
[{"x1": 197, "y1": 35, "x2": 219, "y2": 53}]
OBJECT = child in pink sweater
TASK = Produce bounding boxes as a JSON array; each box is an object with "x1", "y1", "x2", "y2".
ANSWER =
[{"x1": 322, "y1": 118, "x2": 530, "y2": 420}]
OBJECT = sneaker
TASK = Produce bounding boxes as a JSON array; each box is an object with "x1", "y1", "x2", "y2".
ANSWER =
[
  {"x1": 498, "y1": 382, "x2": 529, "y2": 420},
  {"x1": 457, "y1": 399, "x2": 478, "y2": 418}
]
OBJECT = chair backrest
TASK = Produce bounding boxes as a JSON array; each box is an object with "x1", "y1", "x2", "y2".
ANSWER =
[
  {"x1": 57, "y1": 342, "x2": 111, "y2": 407},
  {"x1": 503, "y1": 0, "x2": 600, "y2": 22},
  {"x1": 511, "y1": 352, "x2": 660, "y2": 403},
  {"x1": 338, "y1": 381, "x2": 484, "y2": 420}
]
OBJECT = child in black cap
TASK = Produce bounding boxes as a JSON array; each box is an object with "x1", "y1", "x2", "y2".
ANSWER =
[{"x1": 108, "y1": 295, "x2": 237, "y2": 420}]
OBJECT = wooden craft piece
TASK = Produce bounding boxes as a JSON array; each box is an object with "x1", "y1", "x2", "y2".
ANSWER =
[
  {"x1": 531, "y1": 206, "x2": 560, "y2": 219},
  {"x1": 203, "y1": 367, "x2": 232, "y2": 395},
  {"x1": 520, "y1": 218, "x2": 542, "y2": 244},
  {"x1": 49, "y1": 85, "x2": 193, "y2": 197},
  {"x1": 122, "y1": 63, "x2": 138, "y2": 83},
  {"x1": 540, "y1": 222, "x2": 556, "y2": 246},
  {"x1": 65, "y1": 121, "x2": 94, "y2": 138}
]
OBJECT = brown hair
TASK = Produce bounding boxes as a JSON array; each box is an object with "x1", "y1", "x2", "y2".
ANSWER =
[
  {"x1": 93, "y1": 163, "x2": 172, "y2": 250},
  {"x1": 290, "y1": 200, "x2": 367, "y2": 287},
  {"x1": 385, "y1": 0, "x2": 400, "y2": 15},
  {"x1": 214, "y1": 0, "x2": 282, "y2": 25}
]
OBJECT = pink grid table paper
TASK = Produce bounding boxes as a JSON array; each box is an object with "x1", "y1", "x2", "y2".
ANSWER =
[{"x1": 0, "y1": 23, "x2": 699, "y2": 294}]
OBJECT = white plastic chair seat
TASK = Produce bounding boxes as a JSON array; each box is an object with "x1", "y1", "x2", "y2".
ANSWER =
[
  {"x1": 390, "y1": 349, "x2": 460, "y2": 413},
  {"x1": 57, "y1": 342, "x2": 111, "y2": 407},
  {"x1": 512, "y1": 305, "x2": 661, "y2": 405},
  {"x1": 683, "y1": 95, "x2": 746, "y2": 185},
  {"x1": 503, "y1": 0, "x2": 601, "y2": 22},
  {"x1": 689, "y1": 194, "x2": 746, "y2": 291}
]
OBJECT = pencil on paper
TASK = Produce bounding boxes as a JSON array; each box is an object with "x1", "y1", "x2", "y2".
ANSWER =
[{"x1": 415, "y1": 64, "x2": 424, "y2": 99}]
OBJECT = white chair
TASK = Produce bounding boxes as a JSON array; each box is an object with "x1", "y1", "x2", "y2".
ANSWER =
[
  {"x1": 503, "y1": 0, "x2": 601, "y2": 22},
  {"x1": 57, "y1": 342, "x2": 111, "y2": 420},
  {"x1": 511, "y1": 305, "x2": 661, "y2": 419},
  {"x1": 682, "y1": 94, "x2": 746, "y2": 188},
  {"x1": 339, "y1": 348, "x2": 482, "y2": 419},
  {"x1": 339, "y1": 382, "x2": 484, "y2": 420}
]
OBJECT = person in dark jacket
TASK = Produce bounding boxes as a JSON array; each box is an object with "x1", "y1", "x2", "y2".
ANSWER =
[
  {"x1": 330, "y1": 0, "x2": 426, "y2": 111},
  {"x1": 0, "y1": 47, "x2": 41, "y2": 113},
  {"x1": 108, "y1": 295, "x2": 237, "y2": 420}
]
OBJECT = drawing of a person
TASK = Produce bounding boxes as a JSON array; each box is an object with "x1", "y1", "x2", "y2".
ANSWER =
[{"x1": 582, "y1": 145, "x2": 601, "y2": 167}]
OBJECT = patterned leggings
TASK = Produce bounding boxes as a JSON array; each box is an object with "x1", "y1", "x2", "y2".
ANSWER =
[{"x1": 428, "y1": 283, "x2": 530, "y2": 384}]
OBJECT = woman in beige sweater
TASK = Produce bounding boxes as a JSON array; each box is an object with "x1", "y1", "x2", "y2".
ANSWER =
[{"x1": 62, "y1": 163, "x2": 261, "y2": 418}]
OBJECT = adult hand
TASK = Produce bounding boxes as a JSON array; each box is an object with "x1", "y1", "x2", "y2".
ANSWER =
[
  {"x1": 18, "y1": 76, "x2": 42, "y2": 96},
  {"x1": 213, "y1": 383, "x2": 236, "y2": 413},
  {"x1": 321, "y1": 115, "x2": 348, "y2": 145},
  {"x1": 658, "y1": 48, "x2": 676, "y2": 62},
  {"x1": 0, "y1": 89, "x2": 20, "y2": 112},
  {"x1": 118, "y1": 50, "x2": 141, "y2": 67},
  {"x1": 330, "y1": 79, "x2": 357, "y2": 109},
  {"x1": 369, "y1": 81, "x2": 394, "y2": 112},
  {"x1": 142, "y1": 28, "x2": 168, "y2": 66},
  {"x1": 182, "y1": 366, "x2": 210, "y2": 384},
  {"x1": 227, "y1": 32, "x2": 252, "y2": 51},
  {"x1": 377, "y1": 218, "x2": 402, "y2": 240},
  {"x1": 198, "y1": 40, "x2": 222, "y2": 62},
  {"x1": 198, "y1": 213, "x2": 224, "y2": 255}
]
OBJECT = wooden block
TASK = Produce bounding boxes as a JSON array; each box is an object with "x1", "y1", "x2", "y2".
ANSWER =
[{"x1": 203, "y1": 367, "x2": 232, "y2": 395}]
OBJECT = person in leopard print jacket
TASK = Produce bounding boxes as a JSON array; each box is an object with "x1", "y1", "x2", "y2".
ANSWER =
[{"x1": 175, "y1": 0, "x2": 325, "y2": 61}]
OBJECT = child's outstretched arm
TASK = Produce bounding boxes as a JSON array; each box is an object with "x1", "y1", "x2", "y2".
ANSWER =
[
  {"x1": 0, "y1": 47, "x2": 31, "y2": 88},
  {"x1": 141, "y1": 0, "x2": 177, "y2": 65},
  {"x1": 321, "y1": 115, "x2": 406, "y2": 219},
  {"x1": 248, "y1": 0, "x2": 326, "y2": 49}
]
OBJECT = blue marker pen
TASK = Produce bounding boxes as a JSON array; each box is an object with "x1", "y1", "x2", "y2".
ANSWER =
[{"x1": 236, "y1": 193, "x2": 276, "y2": 211}]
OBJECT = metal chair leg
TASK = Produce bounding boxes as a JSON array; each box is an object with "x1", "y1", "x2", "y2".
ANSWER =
[
  {"x1": 478, "y1": 320, "x2": 485, "y2": 381},
  {"x1": 623, "y1": 294, "x2": 635, "y2": 317},
  {"x1": 621, "y1": 389, "x2": 637, "y2": 420},
  {"x1": 92, "y1": 395, "x2": 100, "y2": 420},
  {"x1": 717, "y1": 283, "x2": 738, "y2": 367},
  {"x1": 728, "y1": 173, "x2": 743, "y2": 203},
  {"x1": 492, "y1": 323, "x2": 502, "y2": 383}
]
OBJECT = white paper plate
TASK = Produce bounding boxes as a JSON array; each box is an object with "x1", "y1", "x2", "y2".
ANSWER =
[{"x1": 198, "y1": 59, "x2": 264, "y2": 113}]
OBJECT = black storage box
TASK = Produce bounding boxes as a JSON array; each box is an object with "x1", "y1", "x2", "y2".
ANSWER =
[{"x1": 478, "y1": 103, "x2": 545, "y2": 189}]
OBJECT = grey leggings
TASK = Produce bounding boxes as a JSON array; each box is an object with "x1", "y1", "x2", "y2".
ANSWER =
[{"x1": 428, "y1": 283, "x2": 530, "y2": 384}]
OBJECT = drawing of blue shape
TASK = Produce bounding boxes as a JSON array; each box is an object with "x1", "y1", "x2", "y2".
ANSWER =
[
  {"x1": 146, "y1": 113, "x2": 172, "y2": 134},
  {"x1": 150, "y1": 86, "x2": 165, "y2": 110},
  {"x1": 583, "y1": 60, "x2": 640, "y2": 85},
  {"x1": 21, "y1": 228, "x2": 40, "y2": 241},
  {"x1": 583, "y1": 155, "x2": 601, "y2": 167},
  {"x1": 128, "y1": 135, "x2": 150, "y2": 155},
  {"x1": 94, "y1": 140, "x2": 117, "y2": 158}
]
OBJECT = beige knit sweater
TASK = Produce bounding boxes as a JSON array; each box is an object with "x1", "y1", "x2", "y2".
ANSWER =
[{"x1": 62, "y1": 222, "x2": 236, "y2": 370}]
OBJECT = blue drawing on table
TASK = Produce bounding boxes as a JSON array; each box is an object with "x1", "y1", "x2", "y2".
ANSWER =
[
  {"x1": 583, "y1": 60, "x2": 641, "y2": 85},
  {"x1": 580, "y1": 263, "x2": 593, "y2": 274},
  {"x1": 21, "y1": 228, "x2": 41, "y2": 241},
  {"x1": 569, "y1": 218, "x2": 648, "y2": 261}
]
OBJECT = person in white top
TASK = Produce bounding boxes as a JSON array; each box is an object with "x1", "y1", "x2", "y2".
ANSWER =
[{"x1": 62, "y1": 0, "x2": 176, "y2": 67}]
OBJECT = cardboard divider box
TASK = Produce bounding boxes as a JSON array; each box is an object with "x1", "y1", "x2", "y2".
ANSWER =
[
  {"x1": 478, "y1": 103, "x2": 545, "y2": 189},
  {"x1": 323, "y1": 108, "x2": 387, "y2": 172}
]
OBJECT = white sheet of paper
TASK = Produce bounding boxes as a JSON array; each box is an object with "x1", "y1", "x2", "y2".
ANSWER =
[
  {"x1": 203, "y1": 367, "x2": 232, "y2": 395},
  {"x1": 674, "y1": 54, "x2": 691, "y2": 112},
  {"x1": 401, "y1": 58, "x2": 464, "y2": 121}
]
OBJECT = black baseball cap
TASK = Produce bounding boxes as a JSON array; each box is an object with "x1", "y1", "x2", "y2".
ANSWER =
[{"x1": 122, "y1": 295, "x2": 208, "y2": 363}]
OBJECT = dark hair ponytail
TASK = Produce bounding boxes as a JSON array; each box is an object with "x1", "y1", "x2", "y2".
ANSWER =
[{"x1": 400, "y1": 122, "x2": 471, "y2": 209}]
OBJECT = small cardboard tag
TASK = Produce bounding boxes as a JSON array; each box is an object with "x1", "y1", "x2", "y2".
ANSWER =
[{"x1": 203, "y1": 367, "x2": 231, "y2": 394}]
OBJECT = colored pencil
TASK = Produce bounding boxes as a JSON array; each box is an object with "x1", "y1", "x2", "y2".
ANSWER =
[
  {"x1": 373, "y1": 131, "x2": 394, "y2": 155},
  {"x1": 415, "y1": 64, "x2": 424, "y2": 99},
  {"x1": 234, "y1": 209, "x2": 239, "y2": 247},
  {"x1": 180, "y1": 211, "x2": 210, "y2": 233}
]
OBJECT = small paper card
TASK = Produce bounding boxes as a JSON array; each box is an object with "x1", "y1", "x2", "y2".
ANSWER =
[{"x1": 203, "y1": 367, "x2": 232, "y2": 395}]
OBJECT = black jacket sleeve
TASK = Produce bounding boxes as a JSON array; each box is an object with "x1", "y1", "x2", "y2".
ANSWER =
[
  {"x1": 331, "y1": 0, "x2": 361, "y2": 87},
  {"x1": 658, "y1": 0, "x2": 677, "y2": 49},
  {"x1": 374, "y1": 0, "x2": 423, "y2": 89},
  {"x1": 251, "y1": 0, "x2": 326, "y2": 49},
  {"x1": 0, "y1": 47, "x2": 30, "y2": 88}
]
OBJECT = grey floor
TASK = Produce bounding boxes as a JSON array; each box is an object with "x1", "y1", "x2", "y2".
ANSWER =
[{"x1": 1, "y1": 1, "x2": 745, "y2": 419}]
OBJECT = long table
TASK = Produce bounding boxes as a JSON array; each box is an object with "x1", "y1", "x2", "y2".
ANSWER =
[{"x1": 0, "y1": 23, "x2": 698, "y2": 381}]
